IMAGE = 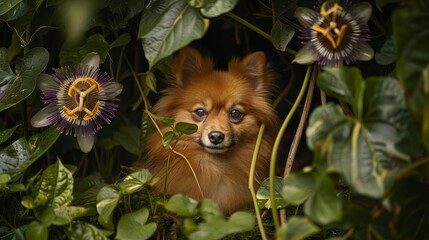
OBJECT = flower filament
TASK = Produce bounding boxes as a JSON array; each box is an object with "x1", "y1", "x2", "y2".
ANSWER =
[
  {"x1": 311, "y1": 2, "x2": 348, "y2": 49},
  {"x1": 63, "y1": 77, "x2": 100, "y2": 121}
]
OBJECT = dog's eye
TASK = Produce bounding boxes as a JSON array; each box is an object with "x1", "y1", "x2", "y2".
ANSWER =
[
  {"x1": 229, "y1": 109, "x2": 243, "y2": 123},
  {"x1": 193, "y1": 108, "x2": 207, "y2": 121}
]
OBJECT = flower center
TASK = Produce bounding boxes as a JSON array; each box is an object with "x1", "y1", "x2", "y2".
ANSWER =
[
  {"x1": 311, "y1": 2, "x2": 348, "y2": 49},
  {"x1": 63, "y1": 77, "x2": 101, "y2": 121}
]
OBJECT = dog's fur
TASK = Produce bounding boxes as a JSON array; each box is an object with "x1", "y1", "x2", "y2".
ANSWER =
[{"x1": 138, "y1": 47, "x2": 279, "y2": 214}]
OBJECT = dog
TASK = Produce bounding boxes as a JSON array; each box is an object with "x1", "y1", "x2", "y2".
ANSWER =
[{"x1": 138, "y1": 47, "x2": 279, "y2": 214}]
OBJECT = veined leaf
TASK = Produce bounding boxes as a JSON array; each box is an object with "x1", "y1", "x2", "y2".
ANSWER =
[
  {"x1": 115, "y1": 208, "x2": 157, "y2": 240},
  {"x1": 0, "y1": 127, "x2": 61, "y2": 180},
  {"x1": 0, "y1": 47, "x2": 49, "y2": 112},
  {"x1": 309, "y1": 67, "x2": 414, "y2": 198},
  {"x1": 199, "y1": 0, "x2": 239, "y2": 18},
  {"x1": 0, "y1": 0, "x2": 22, "y2": 16},
  {"x1": 118, "y1": 169, "x2": 153, "y2": 194},
  {"x1": 64, "y1": 222, "x2": 109, "y2": 240},
  {"x1": 138, "y1": 0, "x2": 209, "y2": 68},
  {"x1": 32, "y1": 159, "x2": 74, "y2": 208}
]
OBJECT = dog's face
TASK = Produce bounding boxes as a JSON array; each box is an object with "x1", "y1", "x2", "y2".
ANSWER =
[{"x1": 154, "y1": 47, "x2": 277, "y2": 155}]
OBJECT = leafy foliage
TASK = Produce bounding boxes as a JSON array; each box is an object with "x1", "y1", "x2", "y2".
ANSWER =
[{"x1": 0, "y1": 0, "x2": 428, "y2": 239}]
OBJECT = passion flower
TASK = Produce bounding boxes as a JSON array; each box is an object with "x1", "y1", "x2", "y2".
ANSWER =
[
  {"x1": 294, "y1": 0, "x2": 374, "y2": 66},
  {"x1": 31, "y1": 53, "x2": 123, "y2": 153}
]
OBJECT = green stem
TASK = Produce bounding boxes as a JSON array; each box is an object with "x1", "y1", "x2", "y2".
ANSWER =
[
  {"x1": 249, "y1": 124, "x2": 268, "y2": 240},
  {"x1": 225, "y1": 12, "x2": 296, "y2": 56},
  {"x1": 269, "y1": 65, "x2": 312, "y2": 229}
]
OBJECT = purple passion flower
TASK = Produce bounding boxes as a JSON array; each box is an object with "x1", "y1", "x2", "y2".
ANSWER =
[
  {"x1": 31, "y1": 53, "x2": 123, "y2": 153},
  {"x1": 294, "y1": 0, "x2": 374, "y2": 66}
]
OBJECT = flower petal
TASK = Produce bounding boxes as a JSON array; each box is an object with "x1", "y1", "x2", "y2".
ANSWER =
[
  {"x1": 355, "y1": 43, "x2": 374, "y2": 61},
  {"x1": 350, "y1": 2, "x2": 372, "y2": 22},
  {"x1": 81, "y1": 52, "x2": 100, "y2": 67},
  {"x1": 37, "y1": 74, "x2": 58, "y2": 92},
  {"x1": 295, "y1": 7, "x2": 318, "y2": 28},
  {"x1": 101, "y1": 82, "x2": 123, "y2": 98},
  {"x1": 292, "y1": 44, "x2": 318, "y2": 65},
  {"x1": 30, "y1": 105, "x2": 59, "y2": 128},
  {"x1": 77, "y1": 135, "x2": 94, "y2": 153}
]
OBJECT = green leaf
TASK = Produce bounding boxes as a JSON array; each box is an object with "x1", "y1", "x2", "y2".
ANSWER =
[
  {"x1": 256, "y1": 176, "x2": 287, "y2": 209},
  {"x1": 162, "y1": 131, "x2": 177, "y2": 148},
  {"x1": 276, "y1": 217, "x2": 320, "y2": 240},
  {"x1": 375, "y1": 36, "x2": 396, "y2": 65},
  {"x1": 32, "y1": 159, "x2": 74, "y2": 208},
  {"x1": 53, "y1": 206, "x2": 96, "y2": 225},
  {"x1": 306, "y1": 104, "x2": 387, "y2": 198},
  {"x1": 97, "y1": 185, "x2": 122, "y2": 230},
  {"x1": 0, "y1": 47, "x2": 49, "y2": 112},
  {"x1": 304, "y1": 174, "x2": 342, "y2": 225},
  {"x1": 271, "y1": 20, "x2": 295, "y2": 52},
  {"x1": 118, "y1": 169, "x2": 153, "y2": 194},
  {"x1": 25, "y1": 221, "x2": 48, "y2": 240},
  {"x1": 393, "y1": 3, "x2": 429, "y2": 150},
  {"x1": 138, "y1": 0, "x2": 209, "y2": 68},
  {"x1": 144, "y1": 71, "x2": 157, "y2": 93},
  {"x1": 0, "y1": 125, "x2": 19, "y2": 145},
  {"x1": 0, "y1": 173, "x2": 11, "y2": 190},
  {"x1": 175, "y1": 122, "x2": 198, "y2": 134},
  {"x1": 0, "y1": 127, "x2": 61, "y2": 180},
  {"x1": 281, "y1": 172, "x2": 315, "y2": 205},
  {"x1": 150, "y1": 113, "x2": 175, "y2": 126},
  {"x1": 188, "y1": 211, "x2": 255, "y2": 240},
  {"x1": 0, "y1": 0, "x2": 22, "y2": 16},
  {"x1": 65, "y1": 222, "x2": 109, "y2": 240},
  {"x1": 115, "y1": 208, "x2": 157, "y2": 240},
  {"x1": 199, "y1": 0, "x2": 239, "y2": 18},
  {"x1": 165, "y1": 194, "x2": 199, "y2": 217},
  {"x1": 113, "y1": 126, "x2": 141, "y2": 155},
  {"x1": 317, "y1": 67, "x2": 365, "y2": 120},
  {"x1": 110, "y1": 33, "x2": 132, "y2": 49}
]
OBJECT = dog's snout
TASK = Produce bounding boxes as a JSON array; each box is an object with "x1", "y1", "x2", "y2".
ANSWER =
[{"x1": 208, "y1": 131, "x2": 224, "y2": 145}]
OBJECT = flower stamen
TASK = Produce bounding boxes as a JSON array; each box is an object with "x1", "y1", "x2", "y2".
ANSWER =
[
  {"x1": 63, "y1": 77, "x2": 101, "y2": 121},
  {"x1": 311, "y1": 2, "x2": 348, "y2": 49}
]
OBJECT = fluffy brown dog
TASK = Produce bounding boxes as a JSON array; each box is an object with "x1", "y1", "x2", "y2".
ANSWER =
[{"x1": 139, "y1": 47, "x2": 279, "y2": 214}]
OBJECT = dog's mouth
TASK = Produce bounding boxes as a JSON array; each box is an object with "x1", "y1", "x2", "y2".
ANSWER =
[{"x1": 202, "y1": 145, "x2": 229, "y2": 154}]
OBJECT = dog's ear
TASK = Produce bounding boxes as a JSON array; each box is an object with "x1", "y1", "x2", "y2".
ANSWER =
[
  {"x1": 229, "y1": 51, "x2": 268, "y2": 91},
  {"x1": 172, "y1": 47, "x2": 213, "y2": 86}
]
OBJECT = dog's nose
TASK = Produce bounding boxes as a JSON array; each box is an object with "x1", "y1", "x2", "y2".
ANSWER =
[{"x1": 208, "y1": 131, "x2": 224, "y2": 145}]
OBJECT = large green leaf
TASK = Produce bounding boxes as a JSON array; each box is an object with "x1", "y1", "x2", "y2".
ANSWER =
[
  {"x1": 188, "y1": 211, "x2": 254, "y2": 240},
  {"x1": 0, "y1": 47, "x2": 49, "y2": 112},
  {"x1": 31, "y1": 159, "x2": 74, "y2": 208},
  {"x1": 281, "y1": 172, "x2": 315, "y2": 205},
  {"x1": 310, "y1": 67, "x2": 414, "y2": 198},
  {"x1": 0, "y1": 127, "x2": 61, "y2": 180},
  {"x1": 25, "y1": 221, "x2": 48, "y2": 240},
  {"x1": 138, "y1": 0, "x2": 209, "y2": 69},
  {"x1": 115, "y1": 208, "x2": 157, "y2": 240},
  {"x1": 276, "y1": 217, "x2": 320, "y2": 240}
]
